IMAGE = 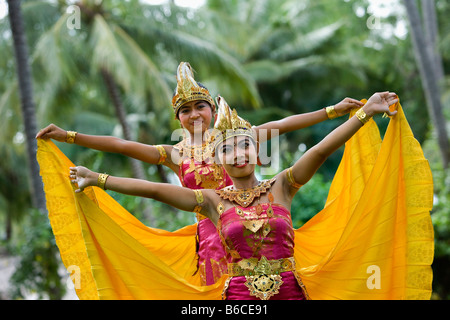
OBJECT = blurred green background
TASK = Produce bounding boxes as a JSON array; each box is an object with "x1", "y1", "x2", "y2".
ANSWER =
[{"x1": 0, "y1": 0, "x2": 448, "y2": 299}]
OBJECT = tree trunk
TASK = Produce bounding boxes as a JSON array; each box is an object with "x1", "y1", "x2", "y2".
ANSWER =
[
  {"x1": 100, "y1": 68, "x2": 147, "y2": 180},
  {"x1": 7, "y1": 0, "x2": 46, "y2": 211},
  {"x1": 100, "y1": 68, "x2": 155, "y2": 223},
  {"x1": 403, "y1": 0, "x2": 449, "y2": 168},
  {"x1": 421, "y1": 0, "x2": 445, "y2": 80}
]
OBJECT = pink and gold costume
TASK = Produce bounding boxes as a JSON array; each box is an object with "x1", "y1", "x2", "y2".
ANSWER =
[
  {"x1": 174, "y1": 140, "x2": 232, "y2": 285},
  {"x1": 218, "y1": 200, "x2": 308, "y2": 300}
]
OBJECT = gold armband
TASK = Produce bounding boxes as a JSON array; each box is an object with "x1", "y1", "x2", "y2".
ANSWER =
[
  {"x1": 66, "y1": 131, "x2": 77, "y2": 144},
  {"x1": 325, "y1": 106, "x2": 338, "y2": 120},
  {"x1": 193, "y1": 189, "x2": 205, "y2": 217},
  {"x1": 286, "y1": 167, "x2": 302, "y2": 189},
  {"x1": 155, "y1": 145, "x2": 167, "y2": 165},
  {"x1": 97, "y1": 173, "x2": 109, "y2": 190},
  {"x1": 355, "y1": 108, "x2": 370, "y2": 125}
]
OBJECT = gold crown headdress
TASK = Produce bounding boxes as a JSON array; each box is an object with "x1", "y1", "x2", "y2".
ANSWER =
[
  {"x1": 210, "y1": 96, "x2": 255, "y2": 150},
  {"x1": 171, "y1": 62, "x2": 215, "y2": 117}
]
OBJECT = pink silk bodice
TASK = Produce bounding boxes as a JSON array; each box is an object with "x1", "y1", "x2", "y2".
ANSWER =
[
  {"x1": 218, "y1": 203, "x2": 294, "y2": 262},
  {"x1": 178, "y1": 157, "x2": 232, "y2": 191},
  {"x1": 178, "y1": 156, "x2": 232, "y2": 286},
  {"x1": 218, "y1": 203, "x2": 307, "y2": 300}
]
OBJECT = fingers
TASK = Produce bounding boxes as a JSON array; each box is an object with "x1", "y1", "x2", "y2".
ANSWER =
[
  {"x1": 386, "y1": 97, "x2": 399, "y2": 116},
  {"x1": 35, "y1": 127, "x2": 49, "y2": 139},
  {"x1": 388, "y1": 97, "x2": 399, "y2": 106},
  {"x1": 69, "y1": 166, "x2": 84, "y2": 192},
  {"x1": 346, "y1": 98, "x2": 364, "y2": 106},
  {"x1": 69, "y1": 166, "x2": 78, "y2": 174},
  {"x1": 341, "y1": 97, "x2": 364, "y2": 106},
  {"x1": 379, "y1": 91, "x2": 397, "y2": 100},
  {"x1": 69, "y1": 167, "x2": 78, "y2": 183},
  {"x1": 385, "y1": 110, "x2": 398, "y2": 117}
]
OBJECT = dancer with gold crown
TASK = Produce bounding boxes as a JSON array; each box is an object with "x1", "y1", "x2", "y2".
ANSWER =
[
  {"x1": 59, "y1": 91, "x2": 433, "y2": 300},
  {"x1": 36, "y1": 62, "x2": 363, "y2": 286}
]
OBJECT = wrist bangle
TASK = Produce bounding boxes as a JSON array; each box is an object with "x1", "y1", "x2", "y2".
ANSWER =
[
  {"x1": 325, "y1": 106, "x2": 338, "y2": 120},
  {"x1": 97, "y1": 173, "x2": 109, "y2": 190},
  {"x1": 355, "y1": 108, "x2": 370, "y2": 125},
  {"x1": 66, "y1": 131, "x2": 77, "y2": 144}
]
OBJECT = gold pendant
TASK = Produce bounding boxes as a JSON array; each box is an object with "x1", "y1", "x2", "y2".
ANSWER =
[
  {"x1": 255, "y1": 203, "x2": 262, "y2": 215},
  {"x1": 242, "y1": 219, "x2": 265, "y2": 233},
  {"x1": 244, "y1": 274, "x2": 283, "y2": 300},
  {"x1": 266, "y1": 204, "x2": 274, "y2": 218},
  {"x1": 217, "y1": 202, "x2": 225, "y2": 215}
]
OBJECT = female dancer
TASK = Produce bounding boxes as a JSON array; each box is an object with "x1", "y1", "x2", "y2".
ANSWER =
[
  {"x1": 68, "y1": 92, "x2": 399, "y2": 300},
  {"x1": 36, "y1": 62, "x2": 363, "y2": 285}
]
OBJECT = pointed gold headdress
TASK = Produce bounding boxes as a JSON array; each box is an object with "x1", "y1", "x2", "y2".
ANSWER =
[
  {"x1": 210, "y1": 95, "x2": 255, "y2": 150},
  {"x1": 171, "y1": 62, "x2": 215, "y2": 117}
]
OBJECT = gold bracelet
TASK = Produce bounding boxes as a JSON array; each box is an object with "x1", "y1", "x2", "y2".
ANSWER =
[
  {"x1": 66, "y1": 131, "x2": 77, "y2": 144},
  {"x1": 325, "y1": 106, "x2": 338, "y2": 120},
  {"x1": 193, "y1": 189, "x2": 204, "y2": 205},
  {"x1": 97, "y1": 173, "x2": 109, "y2": 190},
  {"x1": 193, "y1": 189, "x2": 205, "y2": 219},
  {"x1": 286, "y1": 167, "x2": 302, "y2": 189},
  {"x1": 355, "y1": 108, "x2": 370, "y2": 125},
  {"x1": 155, "y1": 145, "x2": 167, "y2": 165}
]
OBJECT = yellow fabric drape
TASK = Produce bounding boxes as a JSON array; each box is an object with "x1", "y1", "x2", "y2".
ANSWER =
[
  {"x1": 37, "y1": 101, "x2": 434, "y2": 300},
  {"x1": 295, "y1": 102, "x2": 434, "y2": 299}
]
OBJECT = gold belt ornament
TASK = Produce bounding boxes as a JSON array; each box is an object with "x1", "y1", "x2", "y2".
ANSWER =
[{"x1": 227, "y1": 256, "x2": 295, "y2": 300}]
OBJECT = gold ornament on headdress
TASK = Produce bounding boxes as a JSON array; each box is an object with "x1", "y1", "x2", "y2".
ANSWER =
[
  {"x1": 171, "y1": 62, "x2": 215, "y2": 117},
  {"x1": 210, "y1": 95, "x2": 255, "y2": 150}
]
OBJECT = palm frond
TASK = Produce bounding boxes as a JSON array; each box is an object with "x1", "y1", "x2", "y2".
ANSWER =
[
  {"x1": 244, "y1": 56, "x2": 320, "y2": 83},
  {"x1": 91, "y1": 15, "x2": 174, "y2": 113},
  {"x1": 270, "y1": 21, "x2": 344, "y2": 60},
  {"x1": 116, "y1": 5, "x2": 263, "y2": 108},
  {"x1": 32, "y1": 12, "x2": 81, "y2": 114},
  {"x1": 113, "y1": 25, "x2": 173, "y2": 111}
]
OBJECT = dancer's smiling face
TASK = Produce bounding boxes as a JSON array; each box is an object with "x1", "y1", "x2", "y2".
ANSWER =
[
  {"x1": 216, "y1": 135, "x2": 257, "y2": 178},
  {"x1": 177, "y1": 100, "x2": 214, "y2": 134}
]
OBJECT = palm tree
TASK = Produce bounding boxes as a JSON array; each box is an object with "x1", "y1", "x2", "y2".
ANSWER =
[
  {"x1": 403, "y1": 0, "x2": 449, "y2": 168},
  {"x1": 23, "y1": 0, "x2": 270, "y2": 225},
  {"x1": 31, "y1": 0, "x2": 264, "y2": 163},
  {"x1": 6, "y1": 0, "x2": 46, "y2": 212}
]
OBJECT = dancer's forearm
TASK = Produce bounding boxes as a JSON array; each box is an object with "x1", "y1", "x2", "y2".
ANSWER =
[
  {"x1": 255, "y1": 109, "x2": 327, "y2": 141},
  {"x1": 70, "y1": 166, "x2": 199, "y2": 213},
  {"x1": 289, "y1": 92, "x2": 398, "y2": 186},
  {"x1": 254, "y1": 97, "x2": 364, "y2": 142},
  {"x1": 36, "y1": 124, "x2": 170, "y2": 166}
]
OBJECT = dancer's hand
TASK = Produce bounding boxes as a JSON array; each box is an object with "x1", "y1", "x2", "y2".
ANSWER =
[
  {"x1": 363, "y1": 92, "x2": 398, "y2": 117},
  {"x1": 334, "y1": 97, "x2": 364, "y2": 116},
  {"x1": 35, "y1": 124, "x2": 67, "y2": 142},
  {"x1": 70, "y1": 166, "x2": 98, "y2": 193}
]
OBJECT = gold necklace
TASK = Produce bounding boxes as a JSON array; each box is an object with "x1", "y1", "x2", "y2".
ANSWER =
[{"x1": 215, "y1": 177, "x2": 276, "y2": 207}]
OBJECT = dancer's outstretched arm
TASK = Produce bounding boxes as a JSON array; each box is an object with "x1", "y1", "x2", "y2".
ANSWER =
[
  {"x1": 254, "y1": 97, "x2": 364, "y2": 142},
  {"x1": 285, "y1": 92, "x2": 398, "y2": 191},
  {"x1": 70, "y1": 166, "x2": 220, "y2": 224},
  {"x1": 36, "y1": 124, "x2": 177, "y2": 171}
]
